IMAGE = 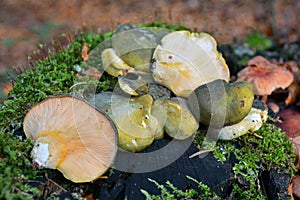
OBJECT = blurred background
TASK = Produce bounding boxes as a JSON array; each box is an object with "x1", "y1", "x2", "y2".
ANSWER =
[{"x1": 0, "y1": 0, "x2": 299, "y2": 77}]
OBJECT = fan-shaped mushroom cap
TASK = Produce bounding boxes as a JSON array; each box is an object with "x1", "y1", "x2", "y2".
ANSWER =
[
  {"x1": 151, "y1": 97, "x2": 199, "y2": 140},
  {"x1": 237, "y1": 56, "x2": 294, "y2": 96},
  {"x1": 152, "y1": 30, "x2": 230, "y2": 97},
  {"x1": 23, "y1": 96, "x2": 118, "y2": 183},
  {"x1": 90, "y1": 92, "x2": 158, "y2": 152}
]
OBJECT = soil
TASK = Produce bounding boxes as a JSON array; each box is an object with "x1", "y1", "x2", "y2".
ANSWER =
[{"x1": 0, "y1": 0, "x2": 299, "y2": 74}]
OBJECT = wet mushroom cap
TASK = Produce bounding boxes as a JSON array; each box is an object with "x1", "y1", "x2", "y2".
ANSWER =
[
  {"x1": 152, "y1": 30, "x2": 230, "y2": 97},
  {"x1": 237, "y1": 56, "x2": 294, "y2": 96},
  {"x1": 90, "y1": 92, "x2": 158, "y2": 152},
  {"x1": 23, "y1": 96, "x2": 118, "y2": 183}
]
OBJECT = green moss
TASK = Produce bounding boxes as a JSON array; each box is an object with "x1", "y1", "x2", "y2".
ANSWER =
[
  {"x1": 0, "y1": 130, "x2": 39, "y2": 199},
  {"x1": 243, "y1": 30, "x2": 273, "y2": 51},
  {"x1": 194, "y1": 123, "x2": 296, "y2": 199},
  {"x1": 140, "y1": 21, "x2": 191, "y2": 32},
  {"x1": 141, "y1": 176, "x2": 220, "y2": 200}
]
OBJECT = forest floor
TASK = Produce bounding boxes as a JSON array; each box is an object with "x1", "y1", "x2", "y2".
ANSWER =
[{"x1": 0, "y1": 0, "x2": 299, "y2": 74}]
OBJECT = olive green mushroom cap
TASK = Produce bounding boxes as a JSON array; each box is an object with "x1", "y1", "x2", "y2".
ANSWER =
[
  {"x1": 152, "y1": 97, "x2": 199, "y2": 140},
  {"x1": 90, "y1": 92, "x2": 159, "y2": 152},
  {"x1": 188, "y1": 79, "x2": 254, "y2": 127}
]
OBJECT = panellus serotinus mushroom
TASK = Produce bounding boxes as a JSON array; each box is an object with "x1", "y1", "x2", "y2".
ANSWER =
[
  {"x1": 23, "y1": 95, "x2": 118, "y2": 183},
  {"x1": 90, "y1": 92, "x2": 159, "y2": 152},
  {"x1": 152, "y1": 30, "x2": 230, "y2": 98}
]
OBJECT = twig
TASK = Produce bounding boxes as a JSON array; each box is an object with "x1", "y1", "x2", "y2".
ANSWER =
[
  {"x1": 45, "y1": 172, "x2": 67, "y2": 192},
  {"x1": 253, "y1": 132, "x2": 263, "y2": 139},
  {"x1": 69, "y1": 82, "x2": 87, "y2": 90},
  {"x1": 189, "y1": 149, "x2": 213, "y2": 159}
]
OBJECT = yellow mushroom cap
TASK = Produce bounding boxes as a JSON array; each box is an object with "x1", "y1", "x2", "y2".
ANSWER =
[
  {"x1": 152, "y1": 30, "x2": 230, "y2": 97},
  {"x1": 23, "y1": 95, "x2": 118, "y2": 183}
]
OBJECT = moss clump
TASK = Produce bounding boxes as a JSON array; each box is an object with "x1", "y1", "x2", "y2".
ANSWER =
[
  {"x1": 243, "y1": 30, "x2": 273, "y2": 52},
  {"x1": 194, "y1": 123, "x2": 296, "y2": 199},
  {"x1": 140, "y1": 21, "x2": 191, "y2": 32},
  {"x1": 141, "y1": 176, "x2": 220, "y2": 200},
  {"x1": 0, "y1": 130, "x2": 39, "y2": 199}
]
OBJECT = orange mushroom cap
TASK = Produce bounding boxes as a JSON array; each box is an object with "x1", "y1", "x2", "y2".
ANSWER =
[
  {"x1": 237, "y1": 56, "x2": 294, "y2": 96},
  {"x1": 23, "y1": 95, "x2": 118, "y2": 183}
]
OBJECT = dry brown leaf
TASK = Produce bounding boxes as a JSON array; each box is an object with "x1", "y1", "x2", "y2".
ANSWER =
[
  {"x1": 291, "y1": 136, "x2": 300, "y2": 170},
  {"x1": 267, "y1": 101, "x2": 280, "y2": 113},
  {"x1": 286, "y1": 61, "x2": 300, "y2": 82},
  {"x1": 83, "y1": 193, "x2": 93, "y2": 200},
  {"x1": 82, "y1": 67, "x2": 102, "y2": 80},
  {"x1": 277, "y1": 107, "x2": 300, "y2": 138},
  {"x1": 81, "y1": 43, "x2": 89, "y2": 61},
  {"x1": 2, "y1": 82, "x2": 13, "y2": 95},
  {"x1": 292, "y1": 175, "x2": 300, "y2": 199},
  {"x1": 286, "y1": 81, "x2": 300, "y2": 106},
  {"x1": 288, "y1": 182, "x2": 294, "y2": 200}
]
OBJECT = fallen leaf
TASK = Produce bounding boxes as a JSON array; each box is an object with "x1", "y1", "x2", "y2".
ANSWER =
[
  {"x1": 291, "y1": 136, "x2": 300, "y2": 169},
  {"x1": 288, "y1": 182, "x2": 294, "y2": 200},
  {"x1": 83, "y1": 193, "x2": 93, "y2": 200},
  {"x1": 286, "y1": 81, "x2": 300, "y2": 106},
  {"x1": 81, "y1": 43, "x2": 89, "y2": 61},
  {"x1": 292, "y1": 175, "x2": 300, "y2": 198},
  {"x1": 2, "y1": 82, "x2": 13, "y2": 95},
  {"x1": 267, "y1": 101, "x2": 280, "y2": 114},
  {"x1": 286, "y1": 61, "x2": 300, "y2": 82},
  {"x1": 277, "y1": 107, "x2": 300, "y2": 138},
  {"x1": 82, "y1": 67, "x2": 102, "y2": 80}
]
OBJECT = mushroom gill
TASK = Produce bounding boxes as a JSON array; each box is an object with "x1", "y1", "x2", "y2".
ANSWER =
[{"x1": 23, "y1": 95, "x2": 118, "y2": 183}]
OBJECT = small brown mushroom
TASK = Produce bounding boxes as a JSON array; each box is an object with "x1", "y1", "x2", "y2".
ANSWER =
[
  {"x1": 23, "y1": 95, "x2": 118, "y2": 183},
  {"x1": 237, "y1": 56, "x2": 294, "y2": 100}
]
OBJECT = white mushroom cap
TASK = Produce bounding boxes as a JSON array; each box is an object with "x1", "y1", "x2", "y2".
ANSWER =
[
  {"x1": 23, "y1": 95, "x2": 118, "y2": 183},
  {"x1": 218, "y1": 107, "x2": 268, "y2": 140},
  {"x1": 152, "y1": 30, "x2": 230, "y2": 97}
]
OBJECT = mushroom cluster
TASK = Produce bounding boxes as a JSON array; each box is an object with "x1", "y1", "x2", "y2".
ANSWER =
[
  {"x1": 86, "y1": 23, "x2": 263, "y2": 150},
  {"x1": 24, "y1": 23, "x2": 268, "y2": 182}
]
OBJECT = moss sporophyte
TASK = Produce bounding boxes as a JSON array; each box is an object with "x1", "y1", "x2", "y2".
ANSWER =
[{"x1": 0, "y1": 22, "x2": 296, "y2": 199}]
